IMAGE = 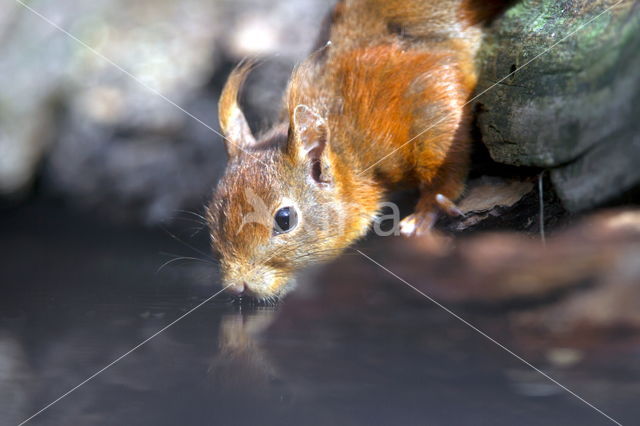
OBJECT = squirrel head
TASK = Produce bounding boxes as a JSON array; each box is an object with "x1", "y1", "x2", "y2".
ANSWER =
[{"x1": 207, "y1": 63, "x2": 378, "y2": 301}]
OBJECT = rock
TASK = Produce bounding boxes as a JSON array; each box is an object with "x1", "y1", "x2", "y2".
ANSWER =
[
  {"x1": 449, "y1": 176, "x2": 536, "y2": 231},
  {"x1": 476, "y1": 0, "x2": 640, "y2": 211},
  {"x1": 38, "y1": 0, "x2": 227, "y2": 223},
  {"x1": 437, "y1": 172, "x2": 569, "y2": 235},
  {"x1": 551, "y1": 122, "x2": 640, "y2": 211},
  {"x1": 46, "y1": 93, "x2": 228, "y2": 224},
  {"x1": 458, "y1": 177, "x2": 535, "y2": 214}
]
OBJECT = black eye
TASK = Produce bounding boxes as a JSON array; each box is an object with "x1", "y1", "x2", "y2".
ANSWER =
[{"x1": 273, "y1": 206, "x2": 298, "y2": 235}]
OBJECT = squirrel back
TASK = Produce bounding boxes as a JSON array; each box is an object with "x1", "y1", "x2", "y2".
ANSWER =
[
  {"x1": 286, "y1": 0, "x2": 507, "y2": 185},
  {"x1": 312, "y1": 0, "x2": 509, "y2": 55}
]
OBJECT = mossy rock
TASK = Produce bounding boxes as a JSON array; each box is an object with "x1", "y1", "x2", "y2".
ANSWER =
[{"x1": 476, "y1": 0, "x2": 640, "y2": 211}]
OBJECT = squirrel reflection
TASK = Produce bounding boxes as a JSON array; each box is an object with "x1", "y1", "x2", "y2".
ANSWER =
[{"x1": 209, "y1": 306, "x2": 290, "y2": 402}]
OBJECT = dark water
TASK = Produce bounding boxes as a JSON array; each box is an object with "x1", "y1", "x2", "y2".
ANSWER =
[{"x1": 1, "y1": 201, "x2": 638, "y2": 426}]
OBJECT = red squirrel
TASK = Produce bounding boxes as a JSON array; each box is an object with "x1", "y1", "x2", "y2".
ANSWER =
[{"x1": 207, "y1": 0, "x2": 508, "y2": 299}]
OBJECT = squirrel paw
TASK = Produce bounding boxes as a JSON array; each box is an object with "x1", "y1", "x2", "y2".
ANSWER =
[
  {"x1": 399, "y1": 194, "x2": 462, "y2": 238},
  {"x1": 435, "y1": 193, "x2": 465, "y2": 217},
  {"x1": 399, "y1": 212, "x2": 453, "y2": 254},
  {"x1": 399, "y1": 211, "x2": 438, "y2": 237}
]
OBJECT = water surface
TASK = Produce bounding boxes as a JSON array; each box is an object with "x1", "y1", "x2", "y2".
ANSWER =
[{"x1": 1, "y1": 201, "x2": 638, "y2": 425}]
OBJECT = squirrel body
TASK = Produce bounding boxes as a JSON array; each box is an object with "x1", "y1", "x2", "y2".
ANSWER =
[{"x1": 208, "y1": 0, "x2": 507, "y2": 299}]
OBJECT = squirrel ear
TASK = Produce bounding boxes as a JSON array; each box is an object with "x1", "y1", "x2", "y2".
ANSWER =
[
  {"x1": 218, "y1": 62, "x2": 257, "y2": 158},
  {"x1": 291, "y1": 105, "x2": 330, "y2": 183}
]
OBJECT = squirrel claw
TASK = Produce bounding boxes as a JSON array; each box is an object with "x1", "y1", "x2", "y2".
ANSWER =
[{"x1": 435, "y1": 193, "x2": 465, "y2": 217}]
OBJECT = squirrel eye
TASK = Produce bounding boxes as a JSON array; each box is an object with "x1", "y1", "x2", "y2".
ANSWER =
[{"x1": 273, "y1": 206, "x2": 298, "y2": 235}]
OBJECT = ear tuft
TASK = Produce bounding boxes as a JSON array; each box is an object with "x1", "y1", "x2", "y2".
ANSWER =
[{"x1": 218, "y1": 61, "x2": 257, "y2": 158}]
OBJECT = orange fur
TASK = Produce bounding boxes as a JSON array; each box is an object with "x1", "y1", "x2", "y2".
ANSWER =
[{"x1": 207, "y1": 0, "x2": 509, "y2": 299}]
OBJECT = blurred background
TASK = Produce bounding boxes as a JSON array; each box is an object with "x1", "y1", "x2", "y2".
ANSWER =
[
  {"x1": 1, "y1": 0, "x2": 640, "y2": 425},
  {"x1": 0, "y1": 0, "x2": 329, "y2": 224}
]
